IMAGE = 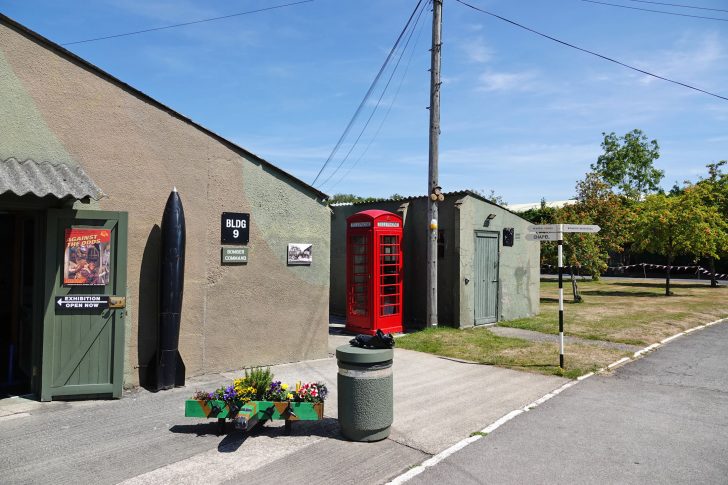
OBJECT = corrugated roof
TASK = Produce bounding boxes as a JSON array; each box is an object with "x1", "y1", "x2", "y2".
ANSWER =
[
  {"x1": 337, "y1": 190, "x2": 528, "y2": 219},
  {"x1": 0, "y1": 157, "x2": 105, "y2": 200}
]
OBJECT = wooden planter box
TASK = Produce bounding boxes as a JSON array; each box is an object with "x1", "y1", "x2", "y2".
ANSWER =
[{"x1": 185, "y1": 400, "x2": 324, "y2": 434}]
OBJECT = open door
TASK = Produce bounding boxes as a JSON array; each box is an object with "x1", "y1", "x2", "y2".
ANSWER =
[{"x1": 41, "y1": 210, "x2": 127, "y2": 401}]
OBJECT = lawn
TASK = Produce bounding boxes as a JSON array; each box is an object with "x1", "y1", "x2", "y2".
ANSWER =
[
  {"x1": 397, "y1": 278, "x2": 728, "y2": 379},
  {"x1": 397, "y1": 326, "x2": 630, "y2": 379},
  {"x1": 501, "y1": 278, "x2": 728, "y2": 345}
]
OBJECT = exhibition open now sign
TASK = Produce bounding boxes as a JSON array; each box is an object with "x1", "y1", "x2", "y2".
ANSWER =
[{"x1": 56, "y1": 295, "x2": 110, "y2": 311}]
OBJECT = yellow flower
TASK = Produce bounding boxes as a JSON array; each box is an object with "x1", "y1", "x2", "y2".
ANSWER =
[
  {"x1": 281, "y1": 383, "x2": 289, "y2": 391},
  {"x1": 287, "y1": 393, "x2": 294, "y2": 400}
]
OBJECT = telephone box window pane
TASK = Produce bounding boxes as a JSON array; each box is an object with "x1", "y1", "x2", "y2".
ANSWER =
[
  {"x1": 382, "y1": 275, "x2": 397, "y2": 285},
  {"x1": 382, "y1": 305, "x2": 398, "y2": 316},
  {"x1": 354, "y1": 274, "x2": 367, "y2": 283},
  {"x1": 382, "y1": 264, "x2": 398, "y2": 274},
  {"x1": 353, "y1": 264, "x2": 367, "y2": 274},
  {"x1": 353, "y1": 254, "x2": 367, "y2": 264}
]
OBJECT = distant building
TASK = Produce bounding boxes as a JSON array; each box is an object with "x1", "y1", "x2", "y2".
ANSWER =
[
  {"x1": 330, "y1": 191, "x2": 540, "y2": 329},
  {"x1": 508, "y1": 200, "x2": 577, "y2": 213}
]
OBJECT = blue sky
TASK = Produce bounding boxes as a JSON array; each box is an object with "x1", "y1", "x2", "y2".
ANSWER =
[{"x1": 3, "y1": 0, "x2": 727, "y2": 203}]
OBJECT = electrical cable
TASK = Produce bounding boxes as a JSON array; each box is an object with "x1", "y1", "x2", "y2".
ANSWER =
[
  {"x1": 62, "y1": 0, "x2": 314, "y2": 46},
  {"x1": 319, "y1": 0, "x2": 429, "y2": 190},
  {"x1": 623, "y1": 0, "x2": 728, "y2": 14},
  {"x1": 327, "y1": 0, "x2": 430, "y2": 192},
  {"x1": 311, "y1": 0, "x2": 424, "y2": 187},
  {"x1": 578, "y1": 0, "x2": 728, "y2": 22},
  {"x1": 455, "y1": 0, "x2": 728, "y2": 102}
]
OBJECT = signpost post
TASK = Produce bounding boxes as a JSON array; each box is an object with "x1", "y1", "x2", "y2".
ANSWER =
[{"x1": 527, "y1": 224, "x2": 600, "y2": 369}]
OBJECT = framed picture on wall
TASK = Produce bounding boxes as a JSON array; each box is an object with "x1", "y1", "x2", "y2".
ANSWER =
[{"x1": 287, "y1": 243, "x2": 312, "y2": 265}]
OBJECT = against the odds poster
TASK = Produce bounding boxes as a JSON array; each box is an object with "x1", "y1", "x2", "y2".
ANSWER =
[{"x1": 64, "y1": 228, "x2": 111, "y2": 285}]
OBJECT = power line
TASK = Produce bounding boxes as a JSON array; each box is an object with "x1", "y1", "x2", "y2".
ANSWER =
[
  {"x1": 311, "y1": 0, "x2": 425, "y2": 187},
  {"x1": 578, "y1": 0, "x2": 728, "y2": 22},
  {"x1": 319, "y1": 0, "x2": 429, "y2": 190},
  {"x1": 327, "y1": 1, "x2": 430, "y2": 192},
  {"x1": 455, "y1": 0, "x2": 728, "y2": 102},
  {"x1": 62, "y1": 0, "x2": 314, "y2": 46},
  {"x1": 623, "y1": 0, "x2": 728, "y2": 14}
]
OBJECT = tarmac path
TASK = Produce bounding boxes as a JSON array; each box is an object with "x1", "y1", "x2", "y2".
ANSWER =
[
  {"x1": 409, "y1": 321, "x2": 728, "y2": 484},
  {"x1": 0, "y1": 348, "x2": 565, "y2": 484}
]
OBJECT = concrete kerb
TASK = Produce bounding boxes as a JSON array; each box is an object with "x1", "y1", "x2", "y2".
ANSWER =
[{"x1": 387, "y1": 317, "x2": 728, "y2": 484}]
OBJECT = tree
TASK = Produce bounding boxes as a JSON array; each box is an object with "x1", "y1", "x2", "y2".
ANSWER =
[
  {"x1": 474, "y1": 189, "x2": 507, "y2": 206},
  {"x1": 689, "y1": 160, "x2": 728, "y2": 286},
  {"x1": 552, "y1": 173, "x2": 634, "y2": 284},
  {"x1": 325, "y1": 193, "x2": 379, "y2": 205},
  {"x1": 518, "y1": 198, "x2": 557, "y2": 225},
  {"x1": 632, "y1": 192, "x2": 728, "y2": 295},
  {"x1": 592, "y1": 129, "x2": 664, "y2": 200}
]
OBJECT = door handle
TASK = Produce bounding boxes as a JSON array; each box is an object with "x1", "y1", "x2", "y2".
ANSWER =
[{"x1": 109, "y1": 296, "x2": 126, "y2": 309}]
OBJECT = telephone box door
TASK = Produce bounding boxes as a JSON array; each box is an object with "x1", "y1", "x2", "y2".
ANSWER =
[{"x1": 346, "y1": 210, "x2": 403, "y2": 335}]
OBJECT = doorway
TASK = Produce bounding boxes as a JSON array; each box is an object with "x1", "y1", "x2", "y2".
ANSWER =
[
  {"x1": 0, "y1": 213, "x2": 36, "y2": 397},
  {"x1": 474, "y1": 231, "x2": 499, "y2": 325}
]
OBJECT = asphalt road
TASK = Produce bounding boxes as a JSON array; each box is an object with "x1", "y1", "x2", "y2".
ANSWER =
[{"x1": 411, "y1": 322, "x2": 728, "y2": 484}]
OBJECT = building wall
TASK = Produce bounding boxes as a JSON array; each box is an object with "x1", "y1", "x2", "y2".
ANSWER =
[
  {"x1": 456, "y1": 195, "x2": 540, "y2": 325},
  {"x1": 0, "y1": 21, "x2": 330, "y2": 387}
]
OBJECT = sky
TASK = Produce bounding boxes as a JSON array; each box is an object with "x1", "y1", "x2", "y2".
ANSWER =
[{"x1": 2, "y1": 0, "x2": 727, "y2": 204}]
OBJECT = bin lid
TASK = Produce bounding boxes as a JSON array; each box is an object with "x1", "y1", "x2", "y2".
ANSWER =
[{"x1": 336, "y1": 345, "x2": 394, "y2": 364}]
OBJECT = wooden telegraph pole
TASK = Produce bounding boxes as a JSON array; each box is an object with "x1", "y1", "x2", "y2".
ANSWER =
[{"x1": 427, "y1": 0, "x2": 443, "y2": 328}]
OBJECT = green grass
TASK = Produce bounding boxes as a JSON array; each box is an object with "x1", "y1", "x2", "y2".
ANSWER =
[
  {"x1": 500, "y1": 279, "x2": 728, "y2": 345},
  {"x1": 397, "y1": 327, "x2": 629, "y2": 379},
  {"x1": 396, "y1": 278, "x2": 727, "y2": 380}
]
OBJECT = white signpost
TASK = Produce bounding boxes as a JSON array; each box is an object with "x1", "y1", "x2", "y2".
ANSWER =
[
  {"x1": 525, "y1": 233, "x2": 560, "y2": 242},
  {"x1": 527, "y1": 223, "x2": 601, "y2": 369}
]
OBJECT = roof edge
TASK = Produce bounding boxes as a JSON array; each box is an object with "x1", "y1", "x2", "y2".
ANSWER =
[{"x1": 0, "y1": 13, "x2": 327, "y2": 201}]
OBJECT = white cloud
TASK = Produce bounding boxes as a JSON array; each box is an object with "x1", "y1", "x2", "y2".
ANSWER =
[
  {"x1": 634, "y1": 32, "x2": 726, "y2": 86},
  {"x1": 476, "y1": 70, "x2": 539, "y2": 92},
  {"x1": 461, "y1": 36, "x2": 494, "y2": 63}
]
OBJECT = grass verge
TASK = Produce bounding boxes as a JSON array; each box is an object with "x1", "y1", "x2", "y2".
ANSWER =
[
  {"x1": 397, "y1": 327, "x2": 630, "y2": 379},
  {"x1": 500, "y1": 278, "x2": 728, "y2": 345}
]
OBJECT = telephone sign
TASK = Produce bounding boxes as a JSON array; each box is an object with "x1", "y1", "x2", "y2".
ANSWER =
[{"x1": 221, "y1": 212, "x2": 250, "y2": 244}]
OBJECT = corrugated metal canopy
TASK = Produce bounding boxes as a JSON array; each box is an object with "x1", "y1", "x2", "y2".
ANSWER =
[{"x1": 0, "y1": 157, "x2": 104, "y2": 200}]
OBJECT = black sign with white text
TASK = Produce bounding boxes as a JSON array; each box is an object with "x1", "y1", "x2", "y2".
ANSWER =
[
  {"x1": 56, "y1": 295, "x2": 110, "y2": 311},
  {"x1": 221, "y1": 212, "x2": 250, "y2": 244}
]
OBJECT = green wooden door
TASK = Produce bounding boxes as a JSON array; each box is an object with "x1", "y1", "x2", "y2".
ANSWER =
[
  {"x1": 474, "y1": 231, "x2": 499, "y2": 325},
  {"x1": 41, "y1": 210, "x2": 128, "y2": 401}
]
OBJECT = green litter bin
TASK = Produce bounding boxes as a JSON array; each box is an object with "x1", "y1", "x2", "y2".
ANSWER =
[{"x1": 336, "y1": 344, "x2": 394, "y2": 442}]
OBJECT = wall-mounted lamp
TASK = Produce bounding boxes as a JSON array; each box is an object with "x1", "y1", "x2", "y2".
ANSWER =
[{"x1": 484, "y1": 213, "x2": 497, "y2": 227}]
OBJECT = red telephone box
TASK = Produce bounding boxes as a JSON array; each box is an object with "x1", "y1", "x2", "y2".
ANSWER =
[{"x1": 346, "y1": 210, "x2": 403, "y2": 335}]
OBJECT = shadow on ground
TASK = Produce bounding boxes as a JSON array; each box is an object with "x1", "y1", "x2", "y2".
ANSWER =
[
  {"x1": 169, "y1": 417, "x2": 343, "y2": 453},
  {"x1": 579, "y1": 290, "x2": 684, "y2": 298}
]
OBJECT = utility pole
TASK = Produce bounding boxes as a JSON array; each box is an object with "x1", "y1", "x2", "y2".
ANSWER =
[{"x1": 427, "y1": 0, "x2": 443, "y2": 328}]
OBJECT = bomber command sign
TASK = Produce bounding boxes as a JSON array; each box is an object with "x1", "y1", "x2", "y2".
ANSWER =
[
  {"x1": 222, "y1": 247, "x2": 248, "y2": 264},
  {"x1": 221, "y1": 212, "x2": 250, "y2": 244}
]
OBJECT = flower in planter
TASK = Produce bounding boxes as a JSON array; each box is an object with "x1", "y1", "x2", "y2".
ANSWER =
[{"x1": 190, "y1": 369, "x2": 328, "y2": 405}]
